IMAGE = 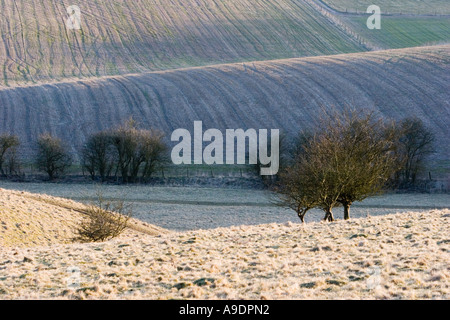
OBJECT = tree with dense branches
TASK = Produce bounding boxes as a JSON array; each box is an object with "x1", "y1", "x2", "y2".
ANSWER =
[
  {"x1": 0, "y1": 134, "x2": 20, "y2": 177},
  {"x1": 35, "y1": 134, "x2": 72, "y2": 180},
  {"x1": 396, "y1": 117, "x2": 435, "y2": 188},
  {"x1": 276, "y1": 110, "x2": 400, "y2": 222}
]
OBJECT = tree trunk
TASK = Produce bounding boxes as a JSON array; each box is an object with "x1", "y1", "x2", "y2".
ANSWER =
[
  {"x1": 297, "y1": 210, "x2": 305, "y2": 223},
  {"x1": 297, "y1": 206, "x2": 309, "y2": 223},
  {"x1": 0, "y1": 160, "x2": 5, "y2": 176},
  {"x1": 328, "y1": 210, "x2": 335, "y2": 222},
  {"x1": 324, "y1": 209, "x2": 335, "y2": 222},
  {"x1": 343, "y1": 203, "x2": 351, "y2": 220}
]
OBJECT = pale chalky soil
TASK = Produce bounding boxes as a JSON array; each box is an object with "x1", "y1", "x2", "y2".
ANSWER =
[{"x1": 0, "y1": 210, "x2": 448, "y2": 300}]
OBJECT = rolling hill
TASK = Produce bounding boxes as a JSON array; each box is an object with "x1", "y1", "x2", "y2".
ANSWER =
[
  {"x1": 1, "y1": 0, "x2": 449, "y2": 87},
  {"x1": 0, "y1": 45, "x2": 448, "y2": 175},
  {"x1": 0, "y1": 0, "x2": 367, "y2": 87}
]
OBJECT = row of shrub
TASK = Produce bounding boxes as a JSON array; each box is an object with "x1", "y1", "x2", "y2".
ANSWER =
[
  {"x1": 0, "y1": 114, "x2": 435, "y2": 189},
  {"x1": 0, "y1": 118, "x2": 169, "y2": 182}
]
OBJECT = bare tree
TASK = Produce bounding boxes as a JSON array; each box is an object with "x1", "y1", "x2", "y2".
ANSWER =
[
  {"x1": 305, "y1": 131, "x2": 345, "y2": 222},
  {"x1": 332, "y1": 111, "x2": 400, "y2": 220},
  {"x1": 0, "y1": 134, "x2": 20, "y2": 177},
  {"x1": 82, "y1": 119, "x2": 168, "y2": 184},
  {"x1": 275, "y1": 161, "x2": 319, "y2": 223},
  {"x1": 140, "y1": 129, "x2": 168, "y2": 181},
  {"x1": 276, "y1": 128, "x2": 344, "y2": 222},
  {"x1": 110, "y1": 118, "x2": 168, "y2": 183},
  {"x1": 396, "y1": 117, "x2": 435, "y2": 188},
  {"x1": 82, "y1": 131, "x2": 117, "y2": 182},
  {"x1": 276, "y1": 109, "x2": 400, "y2": 222},
  {"x1": 35, "y1": 134, "x2": 72, "y2": 180},
  {"x1": 111, "y1": 119, "x2": 145, "y2": 183}
]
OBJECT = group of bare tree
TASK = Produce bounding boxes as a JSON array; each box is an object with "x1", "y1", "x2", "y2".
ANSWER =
[
  {"x1": 274, "y1": 110, "x2": 435, "y2": 223},
  {"x1": 0, "y1": 119, "x2": 169, "y2": 182},
  {"x1": 1, "y1": 133, "x2": 70, "y2": 179},
  {"x1": 82, "y1": 119, "x2": 168, "y2": 183},
  {"x1": 0, "y1": 111, "x2": 436, "y2": 193}
]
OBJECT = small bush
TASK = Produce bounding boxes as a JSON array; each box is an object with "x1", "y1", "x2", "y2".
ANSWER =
[{"x1": 74, "y1": 191, "x2": 132, "y2": 243}]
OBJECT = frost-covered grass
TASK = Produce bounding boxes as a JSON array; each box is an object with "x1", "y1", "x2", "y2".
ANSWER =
[
  {"x1": 0, "y1": 209, "x2": 448, "y2": 300},
  {"x1": 0, "y1": 186, "x2": 448, "y2": 299}
]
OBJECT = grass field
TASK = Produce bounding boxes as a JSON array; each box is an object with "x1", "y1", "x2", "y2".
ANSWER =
[
  {"x1": 1, "y1": 202, "x2": 448, "y2": 299},
  {"x1": 0, "y1": 188, "x2": 448, "y2": 299},
  {"x1": 343, "y1": 16, "x2": 450, "y2": 49},
  {"x1": 321, "y1": 0, "x2": 450, "y2": 14}
]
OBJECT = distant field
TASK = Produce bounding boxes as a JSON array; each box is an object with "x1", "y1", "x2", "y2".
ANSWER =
[
  {"x1": 2, "y1": 0, "x2": 450, "y2": 87},
  {"x1": 321, "y1": 0, "x2": 450, "y2": 14},
  {"x1": 343, "y1": 16, "x2": 450, "y2": 49},
  {"x1": 1, "y1": 182, "x2": 449, "y2": 230},
  {"x1": 0, "y1": 1, "x2": 449, "y2": 180},
  {"x1": 0, "y1": 0, "x2": 365, "y2": 86}
]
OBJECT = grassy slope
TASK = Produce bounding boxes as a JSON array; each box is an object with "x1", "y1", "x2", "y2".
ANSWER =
[
  {"x1": 0, "y1": 188, "x2": 168, "y2": 247},
  {"x1": 0, "y1": 209, "x2": 449, "y2": 299},
  {"x1": 307, "y1": 0, "x2": 450, "y2": 51},
  {"x1": 321, "y1": 0, "x2": 450, "y2": 14},
  {"x1": 0, "y1": 0, "x2": 365, "y2": 86},
  {"x1": 0, "y1": 45, "x2": 448, "y2": 173},
  {"x1": 342, "y1": 16, "x2": 450, "y2": 50}
]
